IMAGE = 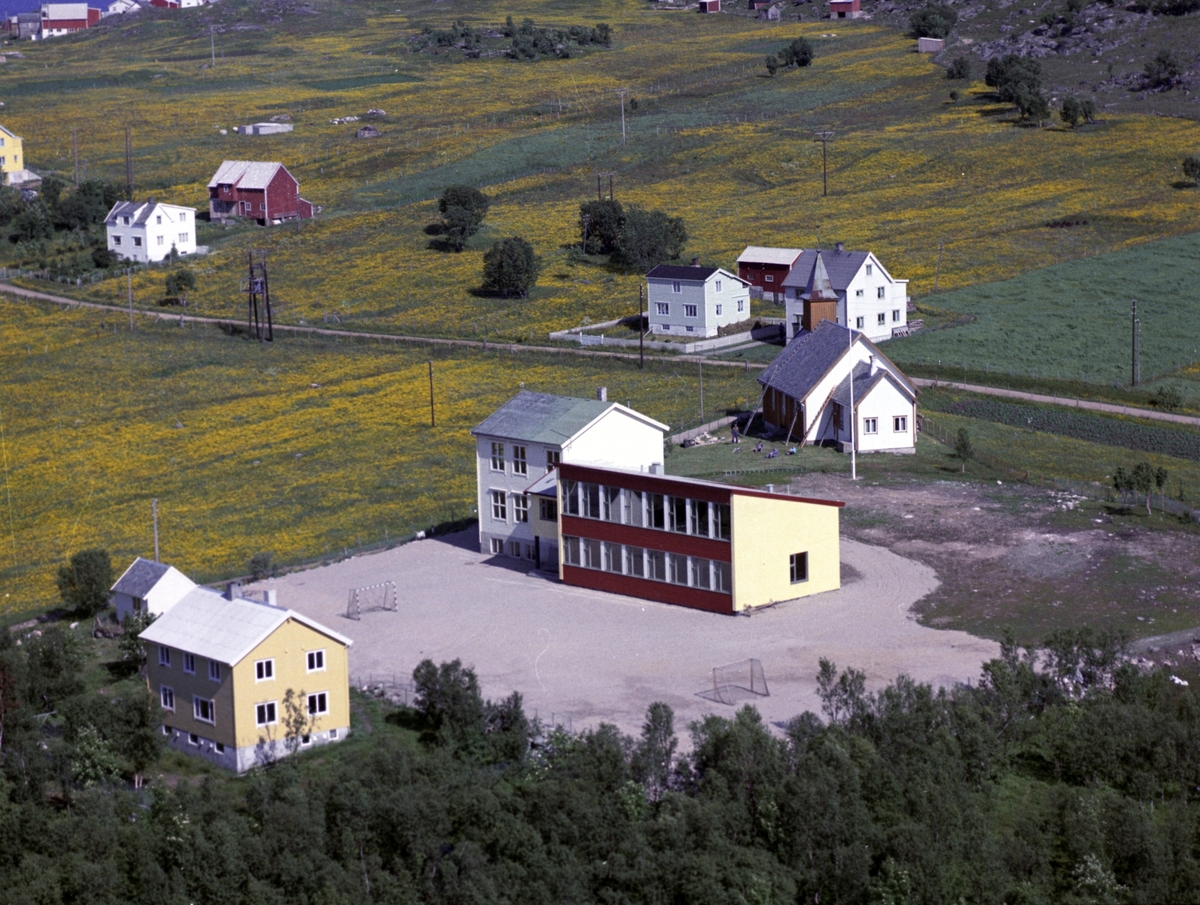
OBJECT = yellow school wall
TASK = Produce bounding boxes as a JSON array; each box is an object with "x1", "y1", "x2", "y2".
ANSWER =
[
  {"x1": 147, "y1": 656, "x2": 237, "y2": 748},
  {"x1": 729, "y1": 494, "x2": 840, "y2": 610},
  {"x1": 0, "y1": 129, "x2": 22, "y2": 178},
  {"x1": 230, "y1": 618, "x2": 350, "y2": 750}
]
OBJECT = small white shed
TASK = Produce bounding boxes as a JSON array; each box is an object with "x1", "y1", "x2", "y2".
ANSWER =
[{"x1": 111, "y1": 557, "x2": 196, "y2": 623}]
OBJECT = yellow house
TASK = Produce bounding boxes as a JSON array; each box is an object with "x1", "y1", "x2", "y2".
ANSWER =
[
  {"x1": 140, "y1": 585, "x2": 352, "y2": 772},
  {"x1": 0, "y1": 125, "x2": 25, "y2": 186}
]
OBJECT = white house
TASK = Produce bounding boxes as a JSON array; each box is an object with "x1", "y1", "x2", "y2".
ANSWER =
[
  {"x1": 469, "y1": 390, "x2": 669, "y2": 570},
  {"x1": 780, "y1": 244, "x2": 909, "y2": 344},
  {"x1": 102, "y1": 0, "x2": 141, "y2": 17},
  {"x1": 757, "y1": 319, "x2": 917, "y2": 454},
  {"x1": 110, "y1": 556, "x2": 197, "y2": 623},
  {"x1": 646, "y1": 261, "x2": 751, "y2": 338},
  {"x1": 105, "y1": 200, "x2": 198, "y2": 263}
]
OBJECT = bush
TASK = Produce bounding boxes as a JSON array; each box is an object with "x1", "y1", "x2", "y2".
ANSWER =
[
  {"x1": 1060, "y1": 96, "x2": 1095, "y2": 127},
  {"x1": 954, "y1": 428, "x2": 973, "y2": 471},
  {"x1": 248, "y1": 551, "x2": 275, "y2": 580},
  {"x1": 910, "y1": 4, "x2": 958, "y2": 38},
  {"x1": 778, "y1": 37, "x2": 813, "y2": 68},
  {"x1": 1149, "y1": 384, "x2": 1183, "y2": 412},
  {"x1": 91, "y1": 247, "x2": 116, "y2": 269},
  {"x1": 481, "y1": 236, "x2": 541, "y2": 297},
  {"x1": 986, "y1": 54, "x2": 1042, "y2": 103},
  {"x1": 11, "y1": 201, "x2": 53, "y2": 242},
  {"x1": 579, "y1": 199, "x2": 624, "y2": 254},
  {"x1": 1144, "y1": 49, "x2": 1181, "y2": 89},
  {"x1": 164, "y1": 268, "x2": 196, "y2": 306},
  {"x1": 435, "y1": 184, "x2": 490, "y2": 252},
  {"x1": 1184, "y1": 156, "x2": 1200, "y2": 184},
  {"x1": 947, "y1": 56, "x2": 971, "y2": 80},
  {"x1": 610, "y1": 207, "x2": 687, "y2": 273},
  {"x1": 765, "y1": 54, "x2": 779, "y2": 77},
  {"x1": 55, "y1": 549, "x2": 114, "y2": 618}
]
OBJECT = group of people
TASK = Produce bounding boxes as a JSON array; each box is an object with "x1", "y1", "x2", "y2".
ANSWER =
[{"x1": 729, "y1": 423, "x2": 797, "y2": 458}]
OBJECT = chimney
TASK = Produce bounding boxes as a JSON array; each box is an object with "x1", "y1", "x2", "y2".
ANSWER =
[
  {"x1": 765, "y1": 483, "x2": 775, "y2": 493},
  {"x1": 834, "y1": 241, "x2": 845, "y2": 253},
  {"x1": 691, "y1": 257, "x2": 700, "y2": 266},
  {"x1": 869, "y1": 354, "x2": 877, "y2": 375},
  {"x1": 225, "y1": 581, "x2": 241, "y2": 601},
  {"x1": 265, "y1": 589, "x2": 277, "y2": 607},
  {"x1": 649, "y1": 463, "x2": 664, "y2": 475},
  {"x1": 597, "y1": 386, "x2": 607, "y2": 402}
]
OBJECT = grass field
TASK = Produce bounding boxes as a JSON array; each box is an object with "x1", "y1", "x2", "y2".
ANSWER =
[
  {"x1": 0, "y1": 297, "x2": 760, "y2": 614},
  {"x1": 5, "y1": 0, "x2": 1200, "y2": 360}
]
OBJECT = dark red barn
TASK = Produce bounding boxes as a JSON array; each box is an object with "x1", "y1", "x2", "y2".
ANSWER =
[
  {"x1": 736, "y1": 246, "x2": 803, "y2": 304},
  {"x1": 207, "y1": 161, "x2": 314, "y2": 226}
]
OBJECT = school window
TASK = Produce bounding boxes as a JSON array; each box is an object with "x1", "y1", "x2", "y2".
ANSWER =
[
  {"x1": 491, "y1": 490, "x2": 507, "y2": 521},
  {"x1": 255, "y1": 659, "x2": 274, "y2": 681},
  {"x1": 737, "y1": 299, "x2": 745, "y2": 312},
  {"x1": 158, "y1": 646, "x2": 171, "y2": 667},
  {"x1": 308, "y1": 692, "x2": 328, "y2": 716},
  {"x1": 160, "y1": 686, "x2": 175, "y2": 711},
  {"x1": 183, "y1": 653, "x2": 196, "y2": 674},
  {"x1": 561, "y1": 480, "x2": 579, "y2": 516},
  {"x1": 855, "y1": 289, "x2": 864, "y2": 298},
  {"x1": 715, "y1": 304, "x2": 722, "y2": 315},
  {"x1": 865, "y1": 264, "x2": 873, "y2": 276},
  {"x1": 672, "y1": 281, "x2": 681, "y2": 293},
  {"x1": 877, "y1": 287, "x2": 886, "y2": 299},
  {"x1": 490, "y1": 442, "x2": 504, "y2": 471},
  {"x1": 863, "y1": 417, "x2": 878, "y2": 434},
  {"x1": 208, "y1": 661, "x2": 221, "y2": 682},
  {"x1": 855, "y1": 316, "x2": 865, "y2": 329},
  {"x1": 715, "y1": 280, "x2": 722, "y2": 292},
  {"x1": 490, "y1": 538, "x2": 503, "y2": 554},
  {"x1": 894, "y1": 416, "x2": 907, "y2": 432},
  {"x1": 539, "y1": 498, "x2": 558, "y2": 521},
  {"x1": 656, "y1": 302, "x2": 669, "y2": 316},
  {"x1": 513, "y1": 493, "x2": 529, "y2": 523},
  {"x1": 307, "y1": 650, "x2": 326, "y2": 672},
  {"x1": 546, "y1": 450, "x2": 561, "y2": 468},
  {"x1": 602, "y1": 541, "x2": 621, "y2": 572},
  {"x1": 512, "y1": 446, "x2": 527, "y2": 476},
  {"x1": 790, "y1": 552, "x2": 809, "y2": 584},
  {"x1": 893, "y1": 309, "x2": 901, "y2": 322},
  {"x1": 256, "y1": 701, "x2": 277, "y2": 726},
  {"x1": 877, "y1": 313, "x2": 886, "y2": 325},
  {"x1": 690, "y1": 557, "x2": 711, "y2": 590},
  {"x1": 684, "y1": 304, "x2": 697, "y2": 318},
  {"x1": 713, "y1": 561, "x2": 731, "y2": 593},
  {"x1": 193, "y1": 696, "x2": 215, "y2": 725},
  {"x1": 667, "y1": 553, "x2": 689, "y2": 585}
]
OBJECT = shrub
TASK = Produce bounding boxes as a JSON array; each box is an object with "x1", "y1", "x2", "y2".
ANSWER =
[
  {"x1": 248, "y1": 551, "x2": 275, "y2": 580},
  {"x1": 1184, "y1": 156, "x2": 1200, "y2": 184},
  {"x1": 778, "y1": 37, "x2": 813, "y2": 68},
  {"x1": 610, "y1": 207, "x2": 687, "y2": 273},
  {"x1": 1144, "y1": 49, "x2": 1181, "y2": 89},
  {"x1": 164, "y1": 268, "x2": 196, "y2": 307},
  {"x1": 1149, "y1": 384, "x2": 1183, "y2": 412},
  {"x1": 579, "y1": 199, "x2": 624, "y2": 254},
  {"x1": 947, "y1": 56, "x2": 971, "y2": 80},
  {"x1": 56, "y1": 549, "x2": 114, "y2": 617},
  {"x1": 910, "y1": 4, "x2": 958, "y2": 38},
  {"x1": 481, "y1": 236, "x2": 541, "y2": 297},
  {"x1": 91, "y1": 247, "x2": 116, "y2": 269},
  {"x1": 765, "y1": 54, "x2": 779, "y2": 77},
  {"x1": 954, "y1": 428, "x2": 973, "y2": 471},
  {"x1": 11, "y1": 201, "x2": 53, "y2": 242},
  {"x1": 435, "y1": 185, "x2": 490, "y2": 252}
]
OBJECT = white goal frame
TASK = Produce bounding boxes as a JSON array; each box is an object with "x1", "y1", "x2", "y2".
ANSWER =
[
  {"x1": 345, "y1": 580, "x2": 397, "y2": 620},
  {"x1": 710, "y1": 658, "x2": 770, "y2": 706}
]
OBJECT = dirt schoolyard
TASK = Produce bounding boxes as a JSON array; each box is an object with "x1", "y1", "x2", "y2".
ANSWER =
[{"x1": 249, "y1": 527, "x2": 998, "y2": 740}]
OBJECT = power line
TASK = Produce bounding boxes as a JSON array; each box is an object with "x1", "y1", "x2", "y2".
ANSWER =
[{"x1": 813, "y1": 129, "x2": 834, "y2": 197}]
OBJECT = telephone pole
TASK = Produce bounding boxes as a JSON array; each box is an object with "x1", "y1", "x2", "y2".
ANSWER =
[
  {"x1": 614, "y1": 88, "x2": 628, "y2": 145},
  {"x1": 813, "y1": 129, "x2": 834, "y2": 197},
  {"x1": 72, "y1": 127, "x2": 79, "y2": 187},
  {"x1": 152, "y1": 498, "x2": 160, "y2": 562},
  {"x1": 427, "y1": 360, "x2": 436, "y2": 427},
  {"x1": 1131, "y1": 299, "x2": 1141, "y2": 387},
  {"x1": 638, "y1": 284, "x2": 645, "y2": 370},
  {"x1": 124, "y1": 124, "x2": 134, "y2": 198}
]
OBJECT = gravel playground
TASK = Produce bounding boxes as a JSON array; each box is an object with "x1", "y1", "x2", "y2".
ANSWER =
[{"x1": 248, "y1": 530, "x2": 998, "y2": 738}]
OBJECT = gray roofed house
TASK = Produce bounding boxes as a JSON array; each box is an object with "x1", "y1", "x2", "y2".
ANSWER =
[
  {"x1": 645, "y1": 263, "x2": 721, "y2": 282},
  {"x1": 780, "y1": 243, "x2": 909, "y2": 343},
  {"x1": 471, "y1": 391, "x2": 616, "y2": 446},
  {"x1": 645, "y1": 260, "x2": 751, "y2": 338},
  {"x1": 110, "y1": 556, "x2": 197, "y2": 622},
  {"x1": 112, "y1": 557, "x2": 171, "y2": 598},
  {"x1": 757, "y1": 319, "x2": 917, "y2": 454},
  {"x1": 104, "y1": 199, "x2": 198, "y2": 264}
]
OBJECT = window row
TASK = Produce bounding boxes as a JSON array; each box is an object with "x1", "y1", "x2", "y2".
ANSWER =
[
  {"x1": 490, "y1": 491, "x2": 557, "y2": 524},
  {"x1": 853, "y1": 310, "x2": 902, "y2": 329},
  {"x1": 158, "y1": 646, "x2": 325, "y2": 679},
  {"x1": 655, "y1": 300, "x2": 745, "y2": 317},
  {"x1": 160, "y1": 646, "x2": 223, "y2": 681},
  {"x1": 563, "y1": 536, "x2": 731, "y2": 593},
  {"x1": 561, "y1": 480, "x2": 731, "y2": 540},
  {"x1": 254, "y1": 692, "x2": 329, "y2": 727},
  {"x1": 489, "y1": 443, "x2": 561, "y2": 475},
  {"x1": 859, "y1": 416, "x2": 907, "y2": 435},
  {"x1": 489, "y1": 537, "x2": 537, "y2": 560},
  {"x1": 159, "y1": 687, "x2": 215, "y2": 724}
]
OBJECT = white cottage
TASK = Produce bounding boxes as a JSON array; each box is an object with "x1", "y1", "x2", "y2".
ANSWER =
[
  {"x1": 646, "y1": 261, "x2": 751, "y2": 338},
  {"x1": 110, "y1": 557, "x2": 197, "y2": 623},
  {"x1": 780, "y1": 244, "x2": 909, "y2": 344},
  {"x1": 469, "y1": 391, "x2": 668, "y2": 569},
  {"x1": 105, "y1": 200, "x2": 198, "y2": 263},
  {"x1": 757, "y1": 319, "x2": 917, "y2": 454}
]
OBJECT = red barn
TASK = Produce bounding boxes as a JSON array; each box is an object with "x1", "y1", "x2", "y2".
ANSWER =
[
  {"x1": 829, "y1": 0, "x2": 863, "y2": 18},
  {"x1": 39, "y1": 3, "x2": 100, "y2": 36},
  {"x1": 207, "y1": 160, "x2": 314, "y2": 225},
  {"x1": 698, "y1": 0, "x2": 720, "y2": 11},
  {"x1": 736, "y1": 246, "x2": 803, "y2": 303}
]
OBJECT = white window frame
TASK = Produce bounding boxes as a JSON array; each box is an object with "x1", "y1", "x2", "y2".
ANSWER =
[
  {"x1": 894, "y1": 415, "x2": 907, "y2": 432},
  {"x1": 715, "y1": 304, "x2": 722, "y2": 315},
  {"x1": 490, "y1": 537, "x2": 503, "y2": 554},
  {"x1": 160, "y1": 685, "x2": 175, "y2": 711},
  {"x1": 671, "y1": 281, "x2": 681, "y2": 293},
  {"x1": 855, "y1": 289, "x2": 864, "y2": 298},
  {"x1": 863, "y1": 417, "x2": 878, "y2": 435},
  {"x1": 877, "y1": 286, "x2": 886, "y2": 299},
  {"x1": 684, "y1": 304, "x2": 697, "y2": 318},
  {"x1": 193, "y1": 696, "x2": 215, "y2": 725},
  {"x1": 715, "y1": 279, "x2": 722, "y2": 292},
  {"x1": 877, "y1": 312, "x2": 886, "y2": 326},
  {"x1": 790, "y1": 551, "x2": 809, "y2": 584},
  {"x1": 209, "y1": 661, "x2": 221, "y2": 682},
  {"x1": 255, "y1": 658, "x2": 275, "y2": 682},
  {"x1": 183, "y1": 653, "x2": 196, "y2": 674},
  {"x1": 113, "y1": 236, "x2": 122, "y2": 246},
  {"x1": 512, "y1": 445, "x2": 527, "y2": 476},
  {"x1": 158, "y1": 645, "x2": 171, "y2": 667},
  {"x1": 866, "y1": 264, "x2": 873, "y2": 276},
  {"x1": 855, "y1": 316, "x2": 865, "y2": 329},
  {"x1": 307, "y1": 649, "x2": 326, "y2": 672},
  {"x1": 656, "y1": 302, "x2": 669, "y2": 316},
  {"x1": 490, "y1": 442, "x2": 504, "y2": 471},
  {"x1": 133, "y1": 237, "x2": 142, "y2": 247},
  {"x1": 491, "y1": 489, "x2": 507, "y2": 521},
  {"x1": 737, "y1": 299, "x2": 745, "y2": 312},
  {"x1": 764, "y1": 274, "x2": 774, "y2": 283},
  {"x1": 513, "y1": 493, "x2": 529, "y2": 523},
  {"x1": 307, "y1": 692, "x2": 329, "y2": 717},
  {"x1": 893, "y1": 309, "x2": 901, "y2": 322},
  {"x1": 256, "y1": 701, "x2": 278, "y2": 726}
]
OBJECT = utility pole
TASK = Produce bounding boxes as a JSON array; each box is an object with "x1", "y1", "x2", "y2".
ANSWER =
[
  {"x1": 1131, "y1": 299, "x2": 1141, "y2": 387},
  {"x1": 614, "y1": 88, "x2": 628, "y2": 146},
  {"x1": 124, "y1": 124, "x2": 133, "y2": 198},
  {"x1": 638, "y1": 284, "x2": 645, "y2": 370},
  {"x1": 581, "y1": 212, "x2": 590, "y2": 254},
  {"x1": 210, "y1": 25, "x2": 216, "y2": 68},
  {"x1": 428, "y1": 360, "x2": 436, "y2": 427},
  {"x1": 72, "y1": 127, "x2": 79, "y2": 187},
  {"x1": 151, "y1": 498, "x2": 159, "y2": 562},
  {"x1": 698, "y1": 361, "x2": 704, "y2": 422},
  {"x1": 813, "y1": 129, "x2": 834, "y2": 197},
  {"x1": 847, "y1": 323, "x2": 857, "y2": 480},
  {"x1": 933, "y1": 240, "x2": 944, "y2": 293},
  {"x1": 127, "y1": 270, "x2": 133, "y2": 331}
]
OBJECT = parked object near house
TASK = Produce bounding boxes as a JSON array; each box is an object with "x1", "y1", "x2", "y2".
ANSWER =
[
  {"x1": 110, "y1": 556, "x2": 197, "y2": 623},
  {"x1": 207, "y1": 160, "x2": 314, "y2": 225},
  {"x1": 0, "y1": 125, "x2": 26, "y2": 186},
  {"x1": 736, "y1": 246, "x2": 802, "y2": 304},
  {"x1": 39, "y1": 3, "x2": 100, "y2": 37},
  {"x1": 917, "y1": 37, "x2": 944, "y2": 53},
  {"x1": 646, "y1": 260, "x2": 751, "y2": 338},
  {"x1": 829, "y1": 0, "x2": 863, "y2": 18},
  {"x1": 698, "y1": 0, "x2": 720, "y2": 11},
  {"x1": 140, "y1": 584, "x2": 352, "y2": 772},
  {"x1": 470, "y1": 390, "x2": 668, "y2": 570},
  {"x1": 235, "y1": 122, "x2": 294, "y2": 136},
  {"x1": 553, "y1": 463, "x2": 843, "y2": 614},
  {"x1": 105, "y1": 200, "x2": 198, "y2": 263},
  {"x1": 758, "y1": 319, "x2": 918, "y2": 454},
  {"x1": 780, "y1": 243, "x2": 908, "y2": 343}
]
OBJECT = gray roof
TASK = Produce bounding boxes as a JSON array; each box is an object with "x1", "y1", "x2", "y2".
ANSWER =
[
  {"x1": 104, "y1": 200, "x2": 193, "y2": 227},
  {"x1": 758, "y1": 319, "x2": 861, "y2": 401},
  {"x1": 471, "y1": 391, "x2": 666, "y2": 445},
  {"x1": 207, "y1": 160, "x2": 288, "y2": 190},
  {"x1": 780, "y1": 248, "x2": 871, "y2": 293},
  {"x1": 830, "y1": 362, "x2": 915, "y2": 409},
  {"x1": 139, "y1": 586, "x2": 351, "y2": 666},
  {"x1": 111, "y1": 557, "x2": 170, "y2": 597},
  {"x1": 800, "y1": 251, "x2": 838, "y2": 301},
  {"x1": 646, "y1": 263, "x2": 720, "y2": 281}
]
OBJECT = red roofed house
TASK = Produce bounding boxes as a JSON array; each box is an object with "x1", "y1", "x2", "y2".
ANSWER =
[
  {"x1": 207, "y1": 160, "x2": 314, "y2": 226},
  {"x1": 736, "y1": 246, "x2": 803, "y2": 304},
  {"x1": 40, "y1": 3, "x2": 100, "y2": 37}
]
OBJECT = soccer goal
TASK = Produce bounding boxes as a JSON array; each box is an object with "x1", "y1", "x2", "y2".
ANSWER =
[
  {"x1": 345, "y1": 580, "x2": 397, "y2": 620},
  {"x1": 709, "y1": 658, "x2": 770, "y2": 706}
]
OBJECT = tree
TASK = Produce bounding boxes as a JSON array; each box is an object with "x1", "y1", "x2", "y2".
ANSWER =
[
  {"x1": 1014, "y1": 84, "x2": 1051, "y2": 123},
  {"x1": 986, "y1": 54, "x2": 1043, "y2": 107},
  {"x1": 281, "y1": 687, "x2": 315, "y2": 757},
  {"x1": 610, "y1": 206, "x2": 687, "y2": 273},
  {"x1": 119, "y1": 611, "x2": 157, "y2": 673},
  {"x1": 778, "y1": 37, "x2": 813, "y2": 69},
  {"x1": 1112, "y1": 465, "x2": 1133, "y2": 506},
  {"x1": 1154, "y1": 465, "x2": 1169, "y2": 514},
  {"x1": 1144, "y1": 50, "x2": 1181, "y2": 90},
  {"x1": 55, "y1": 179, "x2": 125, "y2": 231},
  {"x1": 765, "y1": 54, "x2": 779, "y2": 77},
  {"x1": 91, "y1": 247, "x2": 116, "y2": 269},
  {"x1": 954, "y1": 427, "x2": 973, "y2": 472},
  {"x1": 412, "y1": 658, "x2": 486, "y2": 749},
  {"x1": 11, "y1": 201, "x2": 53, "y2": 242},
  {"x1": 481, "y1": 236, "x2": 541, "y2": 298},
  {"x1": 1061, "y1": 97, "x2": 1084, "y2": 127},
  {"x1": 56, "y1": 549, "x2": 113, "y2": 618},
  {"x1": 164, "y1": 268, "x2": 196, "y2": 307},
  {"x1": 1183, "y1": 156, "x2": 1200, "y2": 185},
  {"x1": 1131, "y1": 460, "x2": 1155, "y2": 515},
  {"x1": 947, "y1": 56, "x2": 971, "y2": 80},
  {"x1": 435, "y1": 184, "x2": 490, "y2": 251},
  {"x1": 579, "y1": 199, "x2": 624, "y2": 254},
  {"x1": 631, "y1": 702, "x2": 677, "y2": 802},
  {"x1": 910, "y1": 3, "x2": 958, "y2": 39}
]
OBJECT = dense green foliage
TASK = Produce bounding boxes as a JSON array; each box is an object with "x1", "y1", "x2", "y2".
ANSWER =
[
  {"x1": 578, "y1": 199, "x2": 624, "y2": 255},
  {"x1": 4, "y1": 644, "x2": 1200, "y2": 903},
  {"x1": 910, "y1": 3, "x2": 958, "y2": 38},
  {"x1": 413, "y1": 16, "x2": 610, "y2": 60},
  {"x1": 54, "y1": 548, "x2": 113, "y2": 618},
  {"x1": 1060, "y1": 96, "x2": 1097, "y2": 128},
  {"x1": 1184, "y1": 156, "x2": 1200, "y2": 184},
  {"x1": 433, "y1": 184, "x2": 490, "y2": 252},
  {"x1": 985, "y1": 54, "x2": 1048, "y2": 120},
  {"x1": 776, "y1": 37, "x2": 814, "y2": 70},
  {"x1": 939, "y1": 397, "x2": 1200, "y2": 462},
  {"x1": 946, "y1": 55, "x2": 971, "y2": 80},
  {"x1": 164, "y1": 268, "x2": 196, "y2": 306},
  {"x1": 1144, "y1": 49, "x2": 1183, "y2": 89},
  {"x1": 481, "y1": 236, "x2": 541, "y2": 297},
  {"x1": 610, "y1": 206, "x2": 688, "y2": 273}
]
